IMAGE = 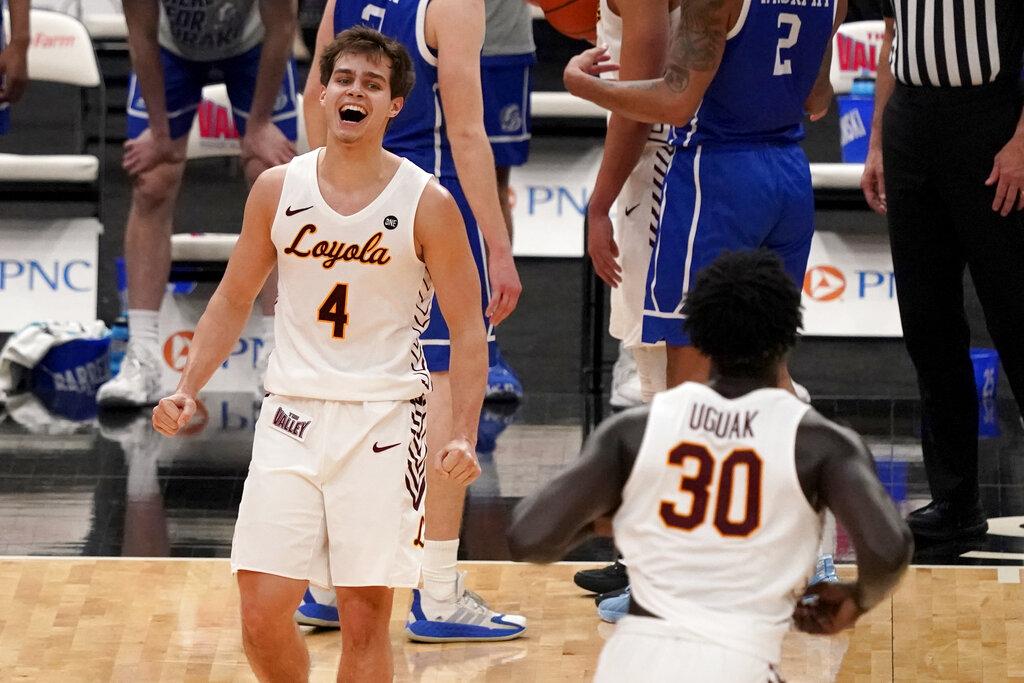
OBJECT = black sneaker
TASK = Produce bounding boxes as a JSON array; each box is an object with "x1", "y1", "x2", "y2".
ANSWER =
[
  {"x1": 594, "y1": 584, "x2": 630, "y2": 606},
  {"x1": 907, "y1": 499, "x2": 988, "y2": 541},
  {"x1": 573, "y1": 560, "x2": 629, "y2": 594}
]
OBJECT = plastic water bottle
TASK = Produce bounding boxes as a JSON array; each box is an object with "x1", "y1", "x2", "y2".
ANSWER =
[
  {"x1": 850, "y1": 76, "x2": 875, "y2": 98},
  {"x1": 109, "y1": 316, "x2": 129, "y2": 375}
]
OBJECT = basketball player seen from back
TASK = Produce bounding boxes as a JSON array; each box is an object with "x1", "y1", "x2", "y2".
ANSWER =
[
  {"x1": 152, "y1": 28, "x2": 488, "y2": 682},
  {"x1": 509, "y1": 251, "x2": 913, "y2": 683}
]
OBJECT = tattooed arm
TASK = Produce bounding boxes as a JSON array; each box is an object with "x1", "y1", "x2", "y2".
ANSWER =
[{"x1": 563, "y1": 0, "x2": 737, "y2": 126}]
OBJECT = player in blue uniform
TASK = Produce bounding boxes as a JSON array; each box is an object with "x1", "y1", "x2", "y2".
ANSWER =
[
  {"x1": 96, "y1": 0, "x2": 299, "y2": 408},
  {"x1": 301, "y1": 0, "x2": 525, "y2": 643},
  {"x1": 0, "y1": 0, "x2": 29, "y2": 135},
  {"x1": 565, "y1": 0, "x2": 844, "y2": 391}
]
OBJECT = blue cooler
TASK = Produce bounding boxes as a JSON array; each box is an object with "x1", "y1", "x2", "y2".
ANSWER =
[
  {"x1": 970, "y1": 347, "x2": 1000, "y2": 438},
  {"x1": 838, "y1": 78, "x2": 875, "y2": 163},
  {"x1": 29, "y1": 337, "x2": 111, "y2": 420}
]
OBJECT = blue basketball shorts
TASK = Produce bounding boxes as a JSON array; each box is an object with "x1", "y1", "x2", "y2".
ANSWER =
[
  {"x1": 0, "y1": 103, "x2": 8, "y2": 135},
  {"x1": 642, "y1": 143, "x2": 815, "y2": 347},
  {"x1": 126, "y1": 45, "x2": 298, "y2": 141},
  {"x1": 481, "y1": 53, "x2": 535, "y2": 168},
  {"x1": 421, "y1": 176, "x2": 498, "y2": 372}
]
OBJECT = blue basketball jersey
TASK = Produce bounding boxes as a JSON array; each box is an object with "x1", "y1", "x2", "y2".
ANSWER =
[
  {"x1": 674, "y1": 0, "x2": 836, "y2": 147},
  {"x1": 334, "y1": 0, "x2": 456, "y2": 179}
]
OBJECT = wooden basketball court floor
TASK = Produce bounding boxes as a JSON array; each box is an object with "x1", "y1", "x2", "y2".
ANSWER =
[{"x1": 0, "y1": 559, "x2": 1021, "y2": 682}]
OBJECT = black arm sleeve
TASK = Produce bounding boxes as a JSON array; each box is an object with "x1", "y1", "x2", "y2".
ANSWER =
[
  {"x1": 506, "y1": 407, "x2": 649, "y2": 563},
  {"x1": 795, "y1": 410, "x2": 913, "y2": 612},
  {"x1": 878, "y1": 0, "x2": 895, "y2": 19}
]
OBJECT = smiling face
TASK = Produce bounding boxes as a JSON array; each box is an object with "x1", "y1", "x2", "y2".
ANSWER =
[{"x1": 319, "y1": 51, "x2": 404, "y2": 145}]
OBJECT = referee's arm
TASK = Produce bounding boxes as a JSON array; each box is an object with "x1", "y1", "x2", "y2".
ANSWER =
[{"x1": 860, "y1": 16, "x2": 896, "y2": 215}]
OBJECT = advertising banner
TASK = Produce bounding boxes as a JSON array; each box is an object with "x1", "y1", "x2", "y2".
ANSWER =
[{"x1": 0, "y1": 218, "x2": 102, "y2": 332}]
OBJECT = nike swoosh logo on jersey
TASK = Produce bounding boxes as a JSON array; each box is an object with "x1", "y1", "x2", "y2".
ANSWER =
[
  {"x1": 285, "y1": 205, "x2": 313, "y2": 216},
  {"x1": 373, "y1": 441, "x2": 401, "y2": 453},
  {"x1": 624, "y1": 204, "x2": 640, "y2": 216}
]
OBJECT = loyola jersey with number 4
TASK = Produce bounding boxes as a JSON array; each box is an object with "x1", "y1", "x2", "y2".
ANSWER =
[
  {"x1": 263, "y1": 149, "x2": 434, "y2": 402},
  {"x1": 613, "y1": 382, "x2": 823, "y2": 664},
  {"x1": 674, "y1": 0, "x2": 836, "y2": 147}
]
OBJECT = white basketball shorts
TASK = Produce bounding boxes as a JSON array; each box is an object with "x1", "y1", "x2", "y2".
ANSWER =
[
  {"x1": 231, "y1": 393, "x2": 427, "y2": 588},
  {"x1": 609, "y1": 142, "x2": 674, "y2": 349},
  {"x1": 595, "y1": 616, "x2": 784, "y2": 683}
]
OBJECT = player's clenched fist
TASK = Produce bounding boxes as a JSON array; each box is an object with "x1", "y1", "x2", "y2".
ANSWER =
[
  {"x1": 152, "y1": 392, "x2": 198, "y2": 437},
  {"x1": 433, "y1": 437, "x2": 481, "y2": 486},
  {"x1": 793, "y1": 582, "x2": 863, "y2": 635}
]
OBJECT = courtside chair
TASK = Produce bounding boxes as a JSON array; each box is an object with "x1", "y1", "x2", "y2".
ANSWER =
[{"x1": 0, "y1": 8, "x2": 105, "y2": 218}]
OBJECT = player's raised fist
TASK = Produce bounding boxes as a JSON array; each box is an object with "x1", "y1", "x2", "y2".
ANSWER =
[
  {"x1": 152, "y1": 393, "x2": 198, "y2": 437},
  {"x1": 433, "y1": 437, "x2": 481, "y2": 486},
  {"x1": 793, "y1": 581, "x2": 863, "y2": 635}
]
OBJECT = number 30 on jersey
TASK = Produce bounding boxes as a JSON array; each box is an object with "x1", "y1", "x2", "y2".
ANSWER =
[{"x1": 660, "y1": 442, "x2": 763, "y2": 537}]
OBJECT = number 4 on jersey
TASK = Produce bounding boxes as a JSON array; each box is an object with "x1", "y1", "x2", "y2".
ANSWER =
[{"x1": 318, "y1": 283, "x2": 350, "y2": 339}]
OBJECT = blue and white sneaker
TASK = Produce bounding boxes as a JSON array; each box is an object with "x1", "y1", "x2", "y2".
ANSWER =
[
  {"x1": 810, "y1": 554, "x2": 839, "y2": 586},
  {"x1": 406, "y1": 572, "x2": 527, "y2": 642},
  {"x1": 597, "y1": 585, "x2": 631, "y2": 623},
  {"x1": 294, "y1": 587, "x2": 340, "y2": 628},
  {"x1": 486, "y1": 352, "x2": 523, "y2": 403}
]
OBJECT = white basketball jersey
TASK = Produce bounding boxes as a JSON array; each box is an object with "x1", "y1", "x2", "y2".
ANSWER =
[
  {"x1": 597, "y1": 0, "x2": 679, "y2": 144},
  {"x1": 614, "y1": 382, "x2": 822, "y2": 664},
  {"x1": 264, "y1": 149, "x2": 434, "y2": 402}
]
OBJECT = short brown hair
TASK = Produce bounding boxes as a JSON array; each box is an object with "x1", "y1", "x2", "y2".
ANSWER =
[{"x1": 318, "y1": 26, "x2": 415, "y2": 100}]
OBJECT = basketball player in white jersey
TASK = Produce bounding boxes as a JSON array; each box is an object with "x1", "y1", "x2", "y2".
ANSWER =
[
  {"x1": 572, "y1": 0, "x2": 680, "y2": 610},
  {"x1": 152, "y1": 28, "x2": 488, "y2": 681},
  {"x1": 589, "y1": 0, "x2": 677, "y2": 407},
  {"x1": 509, "y1": 250, "x2": 913, "y2": 682}
]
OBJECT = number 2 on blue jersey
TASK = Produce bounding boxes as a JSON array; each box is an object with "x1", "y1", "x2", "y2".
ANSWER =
[{"x1": 773, "y1": 13, "x2": 802, "y2": 76}]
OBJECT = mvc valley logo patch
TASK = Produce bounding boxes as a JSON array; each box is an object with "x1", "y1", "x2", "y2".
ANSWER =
[{"x1": 269, "y1": 405, "x2": 314, "y2": 442}]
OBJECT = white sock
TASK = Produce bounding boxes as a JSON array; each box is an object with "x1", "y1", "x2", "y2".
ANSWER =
[
  {"x1": 421, "y1": 538, "x2": 460, "y2": 603},
  {"x1": 127, "y1": 309, "x2": 160, "y2": 349}
]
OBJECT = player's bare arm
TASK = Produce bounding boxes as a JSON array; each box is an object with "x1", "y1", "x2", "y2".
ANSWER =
[
  {"x1": 151, "y1": 167, "x2": 281, "y2": 436},
  {"x1": 0, "y1": 0, "x2": 30, "y2": 105},
  {"x1": 429, "y1": 0, "x2": 522, "y2": 326},
  {"x1": 415, "y1": 181, "x2": 489, "y2": 486},
  {"x1": 121, "y1": 0, "x2": 185, "y2": 174},
  {"x1": 303, "y1": 0, "x2": 339, "y2": 150},
  {"x1": 860, "y1": 17, "x2": 894, "y2": 215},
  {"x1": 804, "y1": 0, "x2": 847, "y2": 121},
  {"x1": 242, "y1": 0, "x2": 298, "y2": 169},
  {"x1": 588, "y1": 0, "x2": 673, "y2": 287},
  {"x1": 564, "y1": 0, "x2": 736, "y2": 126},
  {"x1": 508, "y1": 407, "x2": 648, "y2": 562},
  {"x1": 793, "y1": 410, "x2": 913, "y2": 634}
]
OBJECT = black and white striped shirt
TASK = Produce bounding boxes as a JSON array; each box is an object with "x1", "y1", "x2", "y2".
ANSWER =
[{"x1": 881, "y1": 0, "x2": 1024, "y2": 88}]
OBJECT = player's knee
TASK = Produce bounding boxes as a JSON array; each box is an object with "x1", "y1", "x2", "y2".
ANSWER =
[
  {"x1": 239, "y1": 602, "x2": 282, "y2": 647},
  {"x1": 338, "y1": 592, "x2": 391, "y2": 650},
  {"x1": 131, "y1": 168, "x2": 181, "y2": 209}
]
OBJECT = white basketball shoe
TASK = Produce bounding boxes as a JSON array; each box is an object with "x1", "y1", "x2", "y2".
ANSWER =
[{"x1": 96, "y1": 342, "x2": 164, "y2": 407}]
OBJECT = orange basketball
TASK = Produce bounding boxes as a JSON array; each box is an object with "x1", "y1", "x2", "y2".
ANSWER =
[{"x1": 530, "y1": 0, "x2": 598, "y2": 42}]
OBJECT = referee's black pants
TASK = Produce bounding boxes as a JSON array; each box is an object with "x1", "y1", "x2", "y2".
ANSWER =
[{"x1": 883, "y1": 81, "x2": 1024, "y2": 507}]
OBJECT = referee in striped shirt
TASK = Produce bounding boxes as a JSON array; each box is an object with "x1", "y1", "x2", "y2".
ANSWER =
[{"x1": 861, "y1": 0, "x2": 1024, "y2": 542}]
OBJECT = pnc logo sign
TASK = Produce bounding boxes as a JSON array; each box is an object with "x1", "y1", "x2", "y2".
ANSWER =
[
  {"x1": 803, "y1": 265, "x2": 846, "y2": 302},
  {"x1": 163, "y1": 331, "x2": 194, "y2": 371}
]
